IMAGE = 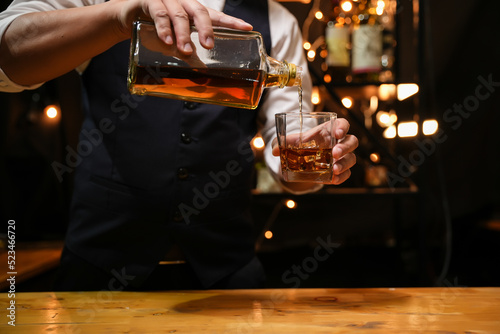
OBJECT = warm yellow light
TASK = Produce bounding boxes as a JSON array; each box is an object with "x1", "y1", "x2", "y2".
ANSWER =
[
  {"x1": 341, "y1": 97, "x2": 353, "y2": 109},
  {"x1": 376, "y1": 111, "x2": 390, "y2": 127},
  {"x1": 319, "y1": 49, "x2": 328, "y2": 58},
  {"x1": 380, "y1": 114, "x2": 390, "y2": 124},
  {"x1": 397, "y1": 83, "x2": 419, "y2": 101},
  {"x1": 323, "y1": 74, "x2": 332, "y2": 83},
  {"x1": 307, "y1": 50, "x2": 316, "y2": 59},
  {"x1": 264, "y1": 231, "x2": 273, "y2": 239},
  {"x1": 45, "y1": 105, "x2": 58, "y2": 119},
  {"x1": 398, "y1": 121, "x2": 418, "y2": 138},
  {"x1": 378, "y1": 84, "x2": 396, "y2": 100},
  {"x1": 311, "y1": 87, "x2": 321, "y2": 105},
  {"x1": 315, "y1": 11, "x2": 323, "y2": 20},
  {"x1": 341, "y1": 1, "x2": 353, "y2": 12},
  {"x1": 376, "y1": 0, "x2": 385, "y2": 15},
  {"x1": 376, "y1": 110, "x2": 397, "y2": 128},
  {"x1": 303, "y1": 42, "x2": 311, "y2": 50},
  {"x1": 285, "y1": 200, "x2": 296, "y2": 209},
  {"x1": 252, "y1": 136, "x2": 265, "y2": 149},
  {"x1": 423, "y1": 119, "x2": 439, "y2": 135},
  {"x1": 370, "y1": 95, "x2": 378, "y2": 111},
  {"x1": 383, "y1": 125, "x2": 397, "y2": 139},
  {"x1": 370, "y1": 153, "x2": 380, "y2": 163}
]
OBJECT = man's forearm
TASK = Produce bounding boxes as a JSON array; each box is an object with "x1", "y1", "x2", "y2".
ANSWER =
[{"x1": 0, "y1": 1, "x2": 128, "y2": 86}]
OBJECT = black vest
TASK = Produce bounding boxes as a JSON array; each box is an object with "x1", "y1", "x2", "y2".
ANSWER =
[{"x1": 65, "y1": 0, "x2": 272, "y2": 288}]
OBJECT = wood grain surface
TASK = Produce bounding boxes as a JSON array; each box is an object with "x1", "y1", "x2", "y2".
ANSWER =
[{"x1": 1, "y1": 287, "x2": 499, "y2": 333}]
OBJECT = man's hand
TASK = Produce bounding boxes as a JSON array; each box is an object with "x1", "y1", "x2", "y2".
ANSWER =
[{"x1": 115, "y1": 0, "x2": 253, "y2": 54}]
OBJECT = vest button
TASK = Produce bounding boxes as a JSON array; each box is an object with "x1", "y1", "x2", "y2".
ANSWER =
[
  {"x1": 184, "y1": 102, "x2": 198, "y2": 110},
  {"x1": 173, "y1": 210, "x2": 184, "y2": 222},
  {"x1": 177, "y1": 167, "x2": 189, "y2": 180},
  {"x1": 180, "y1": 132, "x2": 192, "y2": 144}
]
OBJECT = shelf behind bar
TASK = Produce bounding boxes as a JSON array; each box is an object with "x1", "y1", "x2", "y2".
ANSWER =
[{"x1": 252, "y1": 185, "x2": 418, "y2": 197}]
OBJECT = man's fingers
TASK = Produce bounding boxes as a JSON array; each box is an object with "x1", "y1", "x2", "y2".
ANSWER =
[
  {"x1": 332, "y1": 134, "x2": 358, "y2": 160},
  {"x1": 142, "y1": 0, "x2": 176, "y2": 45},
  {"x1": 161, "y1": 0, "x2": 195, "y2": 53},
  {"x1": 331, "y1": 168, "x2": 352, "y2": 185},
  {"x1": 177, "y1": 0, "x2": 214, "y2": 49},
  {"x1": 335, "y1": 117, "x2": 350, "y2": 139},
  {"x1": 333, "y1": 152, "x2": 356, "y2": 176},
  {"x1": 148, "y1": 0, "x2": 253, "y2": 53}
]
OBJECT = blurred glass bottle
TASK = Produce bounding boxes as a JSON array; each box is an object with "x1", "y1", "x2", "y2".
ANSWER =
[
  {"x1": 325, "y1": 0, "x2": 353, "y2": 84},
  {"x1": 351, "y1": 0, "x2": 383, "y2": 83},
  {"x1": 379, "y1": 0, "x2": 397, "y2": 83},
  {"x1": 128, "y1": 20, "x2": 302, "y2": 110}
]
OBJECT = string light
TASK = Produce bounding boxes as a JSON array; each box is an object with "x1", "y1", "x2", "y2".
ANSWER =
[
  {"x1": 264, "y1": 231, "x2": 273, "y2": 239},
  {"x1": 315, "y1": 11, "x2": 323, "y2": 20},
  {"x1": 285, "y1": 200, "x2": 296, "y2": 209}
]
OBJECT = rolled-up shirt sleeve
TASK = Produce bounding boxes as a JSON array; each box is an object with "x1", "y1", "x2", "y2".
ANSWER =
[
  {"x1": 0, "y1": 0, "x2": 98, "y2": 92},
  {"x1": 0, "y1": 68, "x2": 43, "y2": 92}
]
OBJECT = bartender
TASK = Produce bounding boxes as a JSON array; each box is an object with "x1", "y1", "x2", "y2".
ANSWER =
[{"x1": 0, "y1": 0, "x2": 358, "y2": 290}]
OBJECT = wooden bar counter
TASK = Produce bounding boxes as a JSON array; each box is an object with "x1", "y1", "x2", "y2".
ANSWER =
[{"x1": 1, "y1": 287, "x2": 499, "y2": 333}]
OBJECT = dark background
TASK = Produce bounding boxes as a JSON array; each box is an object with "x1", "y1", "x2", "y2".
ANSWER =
[{"x1": 1, "y1": 0, "x2": 499, "y2": 290}]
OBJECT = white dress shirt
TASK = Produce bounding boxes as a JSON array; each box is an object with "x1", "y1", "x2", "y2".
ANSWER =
[{"x1": 0, "y1": 0, "x2": 315, "y2": 191}]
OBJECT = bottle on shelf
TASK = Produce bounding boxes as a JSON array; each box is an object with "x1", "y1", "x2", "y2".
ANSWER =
[
  {"x1": 128, "y1": 20, "x2": 302, "y2": 110},
  {"x1": 351, "y1": 0, "x2": 383, "y2": 83},
  {"x1": 379, "y1": 0, "x2": 397, "y2": 83},
  {"x1": 324, "y1": 0, "x2": 353, "y2": 84}
]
